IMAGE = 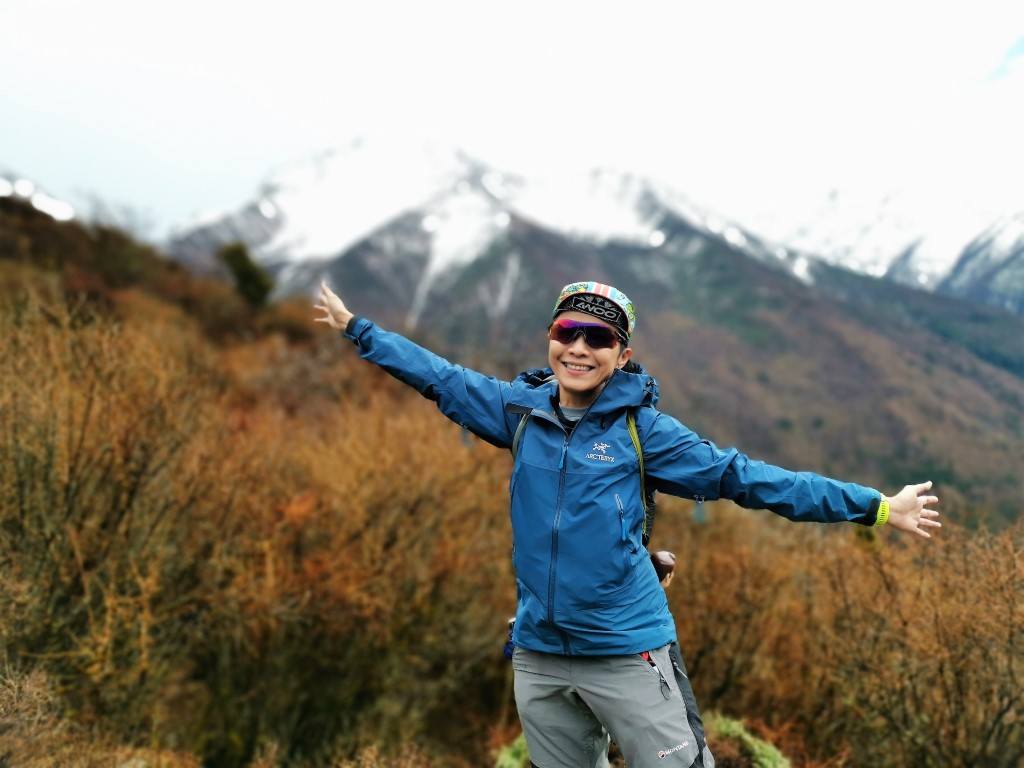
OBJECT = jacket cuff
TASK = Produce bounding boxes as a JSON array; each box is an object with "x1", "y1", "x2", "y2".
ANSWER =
[{"x1": 342, "y1": 316, "x2": 368, "y2": 341}]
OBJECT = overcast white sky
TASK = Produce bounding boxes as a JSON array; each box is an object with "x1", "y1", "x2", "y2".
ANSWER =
[{"x1": 2, "y1": 0, "x2": 1022, "y2": 241}]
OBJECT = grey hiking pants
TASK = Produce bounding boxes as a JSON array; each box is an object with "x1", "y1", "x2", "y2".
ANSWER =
[{"x1": 513, "y1": 644, "x2": 714, "y2": 768}]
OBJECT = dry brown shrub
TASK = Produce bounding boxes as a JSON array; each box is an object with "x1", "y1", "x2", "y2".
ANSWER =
[
  {"x1": 818, "y1": 521, "x2": 1024, "y2": 767},
  {"x1": 659, "y1": 498, "x2": 833, "y2": 709},
  {"x1": 654, "y1": 495, "x2": 1023, "y2": 767},
  {"x1": 121, "y1": 355, "x2": 518, "y2": 763},
  {"x1": 329, "y1": 744, "x2": 441, "y2": 768},
  {"x1": 0, "y1": 665, "x2": 201, "y2": 768},
  {"x1": 3, "y1": 296, "x2": 513, "y2": 762},
  {"x1": 0, "y1": 288, "x2": 229, "y2": 743}
]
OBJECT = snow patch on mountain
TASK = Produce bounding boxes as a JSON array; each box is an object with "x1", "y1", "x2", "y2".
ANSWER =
[
  {"x1": 766, "y1": 185, "x2": 1019, "y2": 291},
  {"x1": 407, "y1": 185, "x2": 511, "y2": 326},
  {"x1": 0, "y1": 171, "x2": 76, "y2": 222},
  {"x1": 481, "y1": 250, "x2": 522, "y2": 322},
  {"x1": 255, "y1": 139, "x2": 477, "y2": 263},
  {"x1": 511, "y1": 169, "x2": 658, "y2": 245},
  {"x1": 226, "y1": 138, "x2": 754, "y2": 279}
]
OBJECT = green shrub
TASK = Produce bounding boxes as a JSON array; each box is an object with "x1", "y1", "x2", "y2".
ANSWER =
[
  {"x1": 707, "y1": 714, "x2": 790, "y2": 767},
  {"x1": 494, "y1": 733, "x2": 530, "y2": 768}
]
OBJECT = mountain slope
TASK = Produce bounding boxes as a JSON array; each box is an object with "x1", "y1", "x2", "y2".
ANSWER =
[
  {"x1": 11, "y1": 200, "x2": 1024, "y2": 527},
  {"x1": 306, "y1": 206, "x2": 1024, "y2": 528}
]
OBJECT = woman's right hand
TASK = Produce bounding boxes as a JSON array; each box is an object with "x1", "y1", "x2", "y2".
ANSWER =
[{"x1": 314, "y1": 280, "x2": 354, "y2": 331}]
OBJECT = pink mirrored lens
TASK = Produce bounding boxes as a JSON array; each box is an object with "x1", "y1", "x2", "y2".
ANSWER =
[{"x1": 548, "y1": 319, "x2": 619, "y2": 349}]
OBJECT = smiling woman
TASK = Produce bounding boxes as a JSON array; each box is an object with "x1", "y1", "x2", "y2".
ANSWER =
[
  {"x1": 547, "y1": 311, "x2": 631, "y2": 408},
  {"x1": 313, "y1": 275, "x2": 940, "y2": 768},
  {"x1": 544, "y1": 282, "x2": 636, "y2": 408}
]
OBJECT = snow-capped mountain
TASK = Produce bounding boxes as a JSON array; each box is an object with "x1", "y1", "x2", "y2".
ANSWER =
[
  {"x1": 164, "y1": 137, "x2": 1024, "y2": 317},
  {"x1": 771, "y1": 185, "x2": 1024, "y2": 313},
  {"x1": 167, "y1": 138, "x2": 797, "y2": 298},
  {"x1": 936, "y1": 211, "x2": 1024, "y2": 313}
]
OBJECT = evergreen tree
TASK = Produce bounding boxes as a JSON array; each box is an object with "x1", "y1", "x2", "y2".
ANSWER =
[{"x1": 217, "y1": 242, "x2": 273, "y2": 308}]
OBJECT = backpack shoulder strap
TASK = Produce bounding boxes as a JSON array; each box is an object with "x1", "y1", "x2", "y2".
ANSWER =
[
  {"x1": 627, "y1": 407, "x2": 658, "y2": 547},
  {"x1": 626, "y1": 408, "x2": 645, "y2": 502},
  {"x1": 505, "y1": 402, "x2": 538, "y2": 458},
  {"x1": 511, "y1": 413, "x2": 530, "y2": 459}
]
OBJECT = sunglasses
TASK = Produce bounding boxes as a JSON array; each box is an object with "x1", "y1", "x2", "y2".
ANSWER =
[{"x1": 548, "y1": 318, "x2": 625, "y2": 349}]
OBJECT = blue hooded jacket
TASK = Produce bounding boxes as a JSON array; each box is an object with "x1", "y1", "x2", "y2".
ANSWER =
[{"x1": 343, "y1": 318, "x2": 883, "y2": 655}]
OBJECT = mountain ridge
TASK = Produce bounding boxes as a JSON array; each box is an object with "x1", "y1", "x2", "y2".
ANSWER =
[{"x1": 161, "y1": 137, "x2": 1024, "y2": 318}]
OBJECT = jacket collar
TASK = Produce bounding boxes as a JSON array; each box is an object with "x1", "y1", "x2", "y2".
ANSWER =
[{"x1": 511, "y1": 366, "x2": 658, "y2": 415}]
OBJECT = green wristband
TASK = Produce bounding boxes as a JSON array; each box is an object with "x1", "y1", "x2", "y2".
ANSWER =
[{"x1": 874, "y1": 496, "x2": 890, "y2": 527}]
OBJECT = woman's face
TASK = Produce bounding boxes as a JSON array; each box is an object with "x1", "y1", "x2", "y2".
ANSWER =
[{"x1": 548, "y1": 311, "x2": 632, "y2": 408}]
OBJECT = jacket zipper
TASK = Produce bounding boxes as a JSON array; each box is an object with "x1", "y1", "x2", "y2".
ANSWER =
[{"x1": 548, "y1": 433, "x2": 571, "y2": 649}]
